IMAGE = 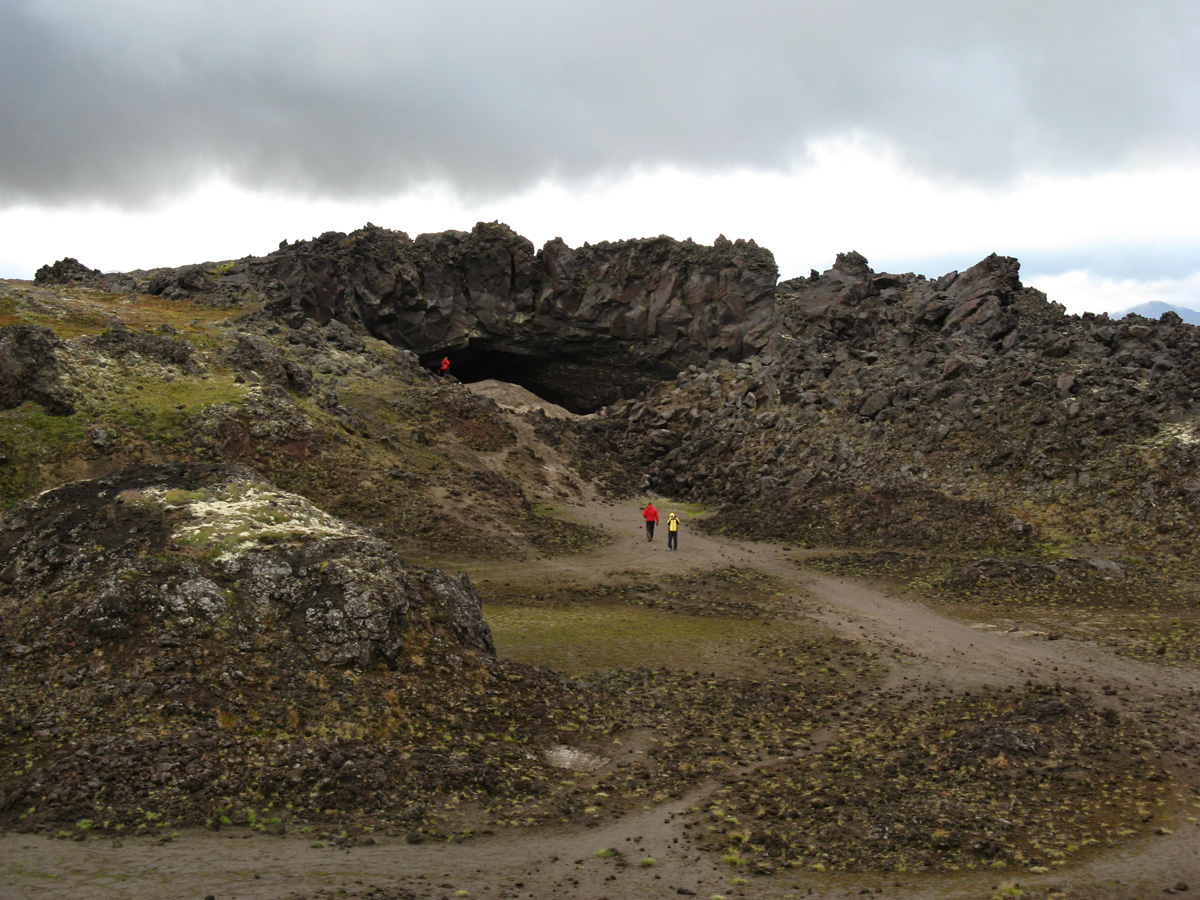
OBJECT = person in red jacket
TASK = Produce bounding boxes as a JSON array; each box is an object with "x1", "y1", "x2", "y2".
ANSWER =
[
  {"x1": 440, "y1": 357, "x2": 450, "y2": 377},
  {"x1": 642, "y1": 502, "x2": 660, "y2": 542}
]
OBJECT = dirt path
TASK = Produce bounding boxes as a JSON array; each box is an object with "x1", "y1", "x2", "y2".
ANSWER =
[
  {"x1": 474, "y1": 497, "x2": 1200, "y2": 697},
  {"x1": 421, "y1": 495, "x2": 1200, "y2": 897},
  {"x1": 6, "y1": 492, "x2": 1200, "y2": 899}
]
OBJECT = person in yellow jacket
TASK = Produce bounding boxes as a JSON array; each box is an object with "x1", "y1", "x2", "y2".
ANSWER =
[{"x1": 666, "y1": 511, "x2": 680, "y2": 550}]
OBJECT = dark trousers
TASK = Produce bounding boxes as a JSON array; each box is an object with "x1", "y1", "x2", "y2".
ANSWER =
[
  {"x1": 646, "y1": 520, "x2": 655, "y2": 540},
  {"x1": 668, "y1": 529, "x2": 677, "y2": 550}
]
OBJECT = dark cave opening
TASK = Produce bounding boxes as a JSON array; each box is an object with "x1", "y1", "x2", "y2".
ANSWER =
[{"x1": 420, "y1": 346, "x2": 599, "y2": 415}]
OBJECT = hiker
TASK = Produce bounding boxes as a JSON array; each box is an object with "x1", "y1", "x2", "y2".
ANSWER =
[
  {"x1": 667, "y1": 511, "x2": 680, "y2": 550},
  {"x1": 642, "y1": 502, "x2": 659, "y2": 541},
  {"x1": 440, "y1": 357, "x2": 450, "y2": 377}
]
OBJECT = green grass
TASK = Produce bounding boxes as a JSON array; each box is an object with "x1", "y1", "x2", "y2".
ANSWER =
[
  {"x1": 483, "y1": 603, "x2": 803, "y2": 675},
  {"x1": 0, "y1": 283, "x2": 243, "y2": 339},
  {"x1": 0, "y1": 371, "x2": 251, "y2": 507},
  {"x1": 0, "y1": 402, "x2": 89, "y2": 505},
  {"x1": 101, "y1": 375, "x2": 249, "y2": 441}
]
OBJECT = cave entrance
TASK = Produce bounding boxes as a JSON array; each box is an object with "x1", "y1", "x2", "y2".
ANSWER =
[{"x1": 421, "y1": 345, "x2": 598, "y2": 415}]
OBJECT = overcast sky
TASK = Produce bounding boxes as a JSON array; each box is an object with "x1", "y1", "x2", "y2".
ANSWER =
[{"x1": 2, "y1": 0, "x2": 1198, "y2": 316}]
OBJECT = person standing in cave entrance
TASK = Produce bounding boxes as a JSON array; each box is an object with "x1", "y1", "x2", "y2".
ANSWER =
[
  {"x1": 667, "y1": 511, "x2": 680, "y2": 550},
  {"x1": 642, "y1": 501, "x2": 660, "y2": 542},
  {"x1": 440, "y1": 356, "x2": 450, "y2": 377}
]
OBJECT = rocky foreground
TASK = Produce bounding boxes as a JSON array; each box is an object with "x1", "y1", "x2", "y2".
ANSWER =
[{"x1": 2, "y1": 467, "x2": 1192, "y2": 887}]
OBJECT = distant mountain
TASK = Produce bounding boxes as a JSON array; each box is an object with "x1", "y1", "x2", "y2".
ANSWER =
[{"x1": 1112, "y1": 300, "x2": 1200, "y2": 325}]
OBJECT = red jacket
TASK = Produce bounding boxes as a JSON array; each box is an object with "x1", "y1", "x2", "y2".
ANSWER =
[{"x1": 643, "y1": 504, "x2": 659, "y2": 523}]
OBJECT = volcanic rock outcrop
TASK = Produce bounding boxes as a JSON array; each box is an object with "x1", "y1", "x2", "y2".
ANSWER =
[
  {"x1": 0, "y1": 324, "x2": 78, "y2": 416},
  {"x1": 38, "y1": 223, "x2": 778, "y2": 413},
  {"x1": 0, "y1": 462, "x2": 495, "y2": 668},
  {"x1": 255, "y1": 222, "x2": 777, "y2": 413},
  {"x1": 592, "y1": 251, "x2": 1200, "y2": 550},
  {"x1": 0, "y1": 463, "x2": 592, "y2": 837}
]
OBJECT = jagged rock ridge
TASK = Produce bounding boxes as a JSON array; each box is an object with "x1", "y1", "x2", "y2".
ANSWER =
[
  {"x1": 591, "y1": 251, "x2": 1200, "y2": 551},
  {"x1": 38, "y1": 223, "x2": 779, "y2": 414},
  {"x1": 27, "y1": 231, "x2": 1200, "y2": 551},
  {"x1": 260, "y1": 223, "x2": 777, "y2": 413}
]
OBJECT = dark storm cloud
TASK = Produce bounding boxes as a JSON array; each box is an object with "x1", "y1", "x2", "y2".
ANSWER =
[{"x1": 3, "y1": 0, "x2": 1198, "y2": 207}]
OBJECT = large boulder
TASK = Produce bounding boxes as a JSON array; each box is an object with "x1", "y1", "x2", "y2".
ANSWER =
[
  {"x1": 34, "y1": 257, "x2": 139, "y2": 293},
  {"x1": 0, "y1": 462, "x2": 494, "y2": 668},
  {"x1": 0, "y1": 324, "x2": 77, "y2": 415},
  {"x1": 33, "y1": 257, "x2": 103, "y2": 285},
  {"x1": 83, "y1": 319, "x2": 200, "y2": 373}
]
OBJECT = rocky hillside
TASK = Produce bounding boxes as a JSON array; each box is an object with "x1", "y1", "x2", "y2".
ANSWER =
[
  {"x1": 20, "y1": 226, "x2": 1200, "y2": 556},
  {"x1": 36, "y1": 221, "x2": 777, "y2": 413},
  {"x1": 0, "y1": 462, "x2": 617, "y2": 838},
  {"x1": 0, "y1": 279, "x2": 607, "y2": 564},
  {"x1": 592, "y1": 251, "x2": 1200, "y2": 553},
  {"x1": 21, "y1": 227, "x2": 1200, "y2": 556}
]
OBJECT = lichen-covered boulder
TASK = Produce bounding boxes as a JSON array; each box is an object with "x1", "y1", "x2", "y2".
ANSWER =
[{"x1": 0, "y1": 462, "x2": 494, "y2": 669}]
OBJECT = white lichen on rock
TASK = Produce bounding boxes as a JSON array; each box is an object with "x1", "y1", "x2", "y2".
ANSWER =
[
  {"x1": 542, "y1": 745, "x2": 608, "y2": 772},
  {"x1": 140, "y1": 480, "x2": 367, "y2": 559},
  {"x1": 1151, "y1": 421, "x2": 1200, "y2": 447}
]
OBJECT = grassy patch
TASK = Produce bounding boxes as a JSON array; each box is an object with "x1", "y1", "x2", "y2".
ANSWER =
[
  {"x1": 0, "y1": 282, "x2": 241, "y2": 339},
  {"x1": 484, "y1": 566, "x2": 800, "y2": 620},
  {"x1": 487, "y1": 602, "x2": 821, "y2": 676},
  {"x1": 0, "y1": 403, "x2": 89, "y2": 505},
  {"x1": 99, "y1": 375, "x2": 250, "y2": 446}
]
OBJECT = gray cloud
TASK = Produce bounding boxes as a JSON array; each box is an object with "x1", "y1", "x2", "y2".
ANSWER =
[
  {"x1": 874, "y1": 240, "x2": 1200, "y2": 296},
  {"x1": 3, "y1": 0, "x2": 1198, "y2": 208}
]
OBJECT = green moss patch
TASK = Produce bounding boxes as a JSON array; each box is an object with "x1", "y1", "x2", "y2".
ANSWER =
[
  {"x1": 0, "y1": 403, "x2": 89, "y2": 505},
  {"x1": 486, "y1": 603, "x2": 811, "y2": 675}
]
